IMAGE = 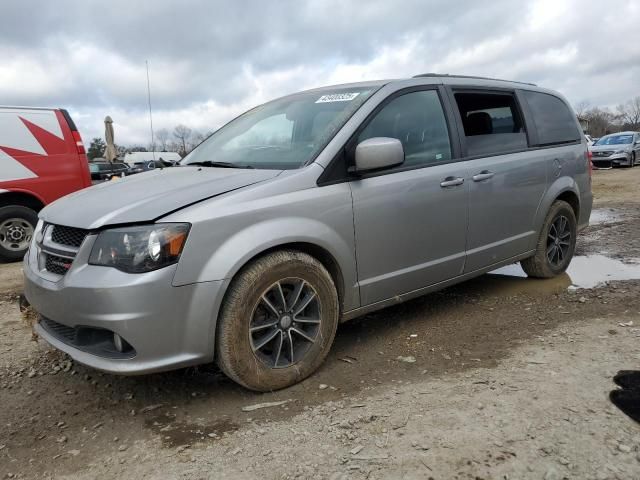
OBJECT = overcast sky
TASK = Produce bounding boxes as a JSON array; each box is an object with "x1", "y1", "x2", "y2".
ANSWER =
[{"x1": 2, "y1": 0, "x2": 638, "y2": 146}]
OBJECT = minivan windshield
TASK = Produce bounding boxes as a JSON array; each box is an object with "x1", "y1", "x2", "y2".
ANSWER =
[
  {"x1": 181, "y1": 87, "x2": 376, "y2": 169},
  {"x1": 594, "y1": 134, "x2": 633, "y2": 146}
]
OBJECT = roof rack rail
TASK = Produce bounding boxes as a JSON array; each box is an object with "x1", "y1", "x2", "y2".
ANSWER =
[{"x1": 413, "y1": 73, "x2": 537, "y2": 87}]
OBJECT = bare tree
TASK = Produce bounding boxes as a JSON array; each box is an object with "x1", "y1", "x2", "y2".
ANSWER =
[
  {"x1": 188, "y1": 130, "x2": 206, "y2": 152},
  {"x1": 173, "y1": 125, "x2": 192, "y2": 156},
  {"x1": 160, "y1": 141, "x2": 178, "y2": 154},
  {"x1": 582, "y1": 107, "x2": 617, "y2": 137},
  {"x1": 616, "y1": 97, "x2": 640, "y2": 130},
  {"x1": 156, "y1": 128, "x2": 170, "y2": 151},
  {"x1": 574, "y1": 101, "x2": 590, "y2": 118}
]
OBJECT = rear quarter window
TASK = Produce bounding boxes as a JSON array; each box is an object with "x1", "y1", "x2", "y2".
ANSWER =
[{"x1": 521, "y1": 90, "x2": 580, "y2": 146}]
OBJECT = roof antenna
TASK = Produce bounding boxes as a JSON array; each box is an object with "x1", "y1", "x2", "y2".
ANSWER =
[{"x1": 146, "y1": 60, "x2": 156, "y2": 162}]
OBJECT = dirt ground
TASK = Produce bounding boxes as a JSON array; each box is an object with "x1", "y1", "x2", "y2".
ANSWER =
[{"x1": 1, "y1": 168, "x2": 640, "y2": 480}]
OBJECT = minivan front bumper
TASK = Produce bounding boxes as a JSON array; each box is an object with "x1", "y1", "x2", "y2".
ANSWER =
[{"x1": 24, "y1": 248, "x2": 225, "y2": 374}]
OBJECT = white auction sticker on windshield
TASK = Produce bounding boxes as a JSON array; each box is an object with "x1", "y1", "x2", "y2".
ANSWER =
[{"x1": 316, "y1": 92, "x2": 360, "y2": 103}]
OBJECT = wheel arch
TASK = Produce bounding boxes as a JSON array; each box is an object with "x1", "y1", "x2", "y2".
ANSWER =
[
  {"x1": 0, "y1": 190, "x2": 46, "y2": 212},
  {"x1": 555, "y1": 190, "x2": 580, "y2": 221},
  {"x1": 532, "y1": 178, "x2": 581, "y2": 249},
  {"x1": 221, "y1": 242, "x2": 346, "y2": 318}
]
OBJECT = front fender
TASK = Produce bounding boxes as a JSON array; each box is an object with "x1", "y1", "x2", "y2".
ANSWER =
[{"x1": 173, "y1": 216, "x2": 359, "y2": 312}]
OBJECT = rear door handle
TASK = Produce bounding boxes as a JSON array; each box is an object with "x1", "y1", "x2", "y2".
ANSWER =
[
  {"x1": 440, "y1": 176, "x2": 464, "y2": 188},
  {"x1": 472, "y1": 170, "x2": 495, "y2": 182}
]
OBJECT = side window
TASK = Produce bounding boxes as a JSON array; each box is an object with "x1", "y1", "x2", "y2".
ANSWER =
[
  {"x1": 357, "y1": 90, "x2": 452, "y2": 168},
  {"x1": 521, "y1": 90, "x2": 580, "y2": 146},
  {"x1": 454, "y1": 91, "x2": 527, "y2": 157}
]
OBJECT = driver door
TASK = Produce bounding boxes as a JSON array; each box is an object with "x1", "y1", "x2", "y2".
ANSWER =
[{"x1": 349, "y1": 88, "x2": 469, "y2": 306}]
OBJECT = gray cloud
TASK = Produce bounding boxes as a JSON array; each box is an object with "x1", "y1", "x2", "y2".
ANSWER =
[{"x1": 1, "y1": 0, "x2": 638, "y2": 144}]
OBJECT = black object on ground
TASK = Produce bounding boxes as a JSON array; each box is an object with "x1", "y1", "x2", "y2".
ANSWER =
[{"x1": 610, "y1": 370, "x2": 640, "y2": 423}]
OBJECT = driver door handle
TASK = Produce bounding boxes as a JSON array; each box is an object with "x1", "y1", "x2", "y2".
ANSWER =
[
  {"x1": 440, "y1": 176, "x2": 465, "y2": 188},
  {"x1": 472, "y1": 170, "x2": 495, "y2": 182}
]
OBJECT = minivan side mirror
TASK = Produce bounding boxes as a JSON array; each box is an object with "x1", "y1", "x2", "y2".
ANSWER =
[{"x1": 354, "y1": 137, "x2": 404, "y2": 173}]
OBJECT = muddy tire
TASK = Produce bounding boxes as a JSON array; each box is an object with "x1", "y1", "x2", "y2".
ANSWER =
[
  {"x1": 216, "y1": 250, "x2": 339, "y2": 391},
  {"x1": 521, "y1": 200, "x2": 577, "y2": 278},
  {"x1": 0, "y1": 206, "x2": 38, "y2": 262}
]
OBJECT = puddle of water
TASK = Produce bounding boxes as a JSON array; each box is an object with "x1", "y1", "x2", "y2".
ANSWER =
[
  {"x1": 491, "y1": 255, "x2": 640, "y2": 289},
  {"x1": 589, "y1": 208, "x2": 622, "y2": 225}
]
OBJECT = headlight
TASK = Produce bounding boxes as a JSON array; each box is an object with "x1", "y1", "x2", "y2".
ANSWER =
[
  {"x1": 89, "y1": 224, "x2": 190, "y2": 273},
  {"x1": 613, "y1": 149, "x2": 627, "y2": 154}
]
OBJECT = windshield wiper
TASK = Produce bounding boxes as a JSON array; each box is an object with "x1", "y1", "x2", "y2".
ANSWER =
[{"x1": 184, "y1": 161, "x2": 254, "y2": 169}]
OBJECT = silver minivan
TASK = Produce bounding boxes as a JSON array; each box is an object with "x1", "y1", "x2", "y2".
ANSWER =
[{"x1": 24, "y1": 74, "x2": 592, "y2": 391}]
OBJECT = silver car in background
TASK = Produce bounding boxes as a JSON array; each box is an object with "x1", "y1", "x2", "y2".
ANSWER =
[
  {"x1": 590, "y1": 131, "x2": 640, "y2": 168},
  {"x1": 24, "y1": 74, "x2": 592, "y2": 391}
]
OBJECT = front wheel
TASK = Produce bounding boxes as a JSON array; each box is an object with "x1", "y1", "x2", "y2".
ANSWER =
[
  {"x1": 521, "y1": 200, "x2": 577, "y2": 278},
  {"x1": 630, "y1": 152, "x2": 636, "y2": 168},
  {"x1": 216, "y1": 250, "x2": 339, "y2": 391},
  {"x1": 0, "y1": 206, "x2": 38, "y2": 262}
]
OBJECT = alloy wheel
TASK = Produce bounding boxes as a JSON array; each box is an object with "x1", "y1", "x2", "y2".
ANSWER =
[
  {"x1": 546, "y1": 215, "x2": 571, "y2": 267},
  {"x1": 249, "y1": 278, "x2": 322, "y2": 368}
]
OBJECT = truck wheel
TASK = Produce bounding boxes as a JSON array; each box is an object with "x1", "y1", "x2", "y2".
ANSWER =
[
  {"x1": 521, "y1": 200, "x2": 576, "y2": 278},
  {"x1": 0, "y1": 206, "x2": 38, "y2": 262},
  {"x1": 216, "y1": 250, "x2": 339, "y2": 391}
]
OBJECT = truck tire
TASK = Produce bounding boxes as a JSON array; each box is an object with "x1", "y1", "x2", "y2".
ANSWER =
[
  {"x1": 521, "y1": 200, "x2": 576, "y2": 278},
  {"x1": 0, "y1": 206, "x2": 38, "y2": 262},
  {"x1": 216, "y1": 250, "x2": 339, "y2": 391}
]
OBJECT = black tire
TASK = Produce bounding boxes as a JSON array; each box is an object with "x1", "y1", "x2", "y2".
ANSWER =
[
  {"x1": 630, "y1": 152, "x2": 636, "y2": 168},
  {"x1": 0, "y1": 206, "x2": 38, "y2": 262},
  {"x1": 216, "y1": 250, "x2": 339, "y2": 391},
  {"x1": 521, "y1": 200, "x2": 577, "y2": 278}
]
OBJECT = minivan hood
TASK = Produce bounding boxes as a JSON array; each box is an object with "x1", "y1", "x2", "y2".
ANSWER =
[{"x1": 40, "y1": 167, "x2": 282, "y2": 229}]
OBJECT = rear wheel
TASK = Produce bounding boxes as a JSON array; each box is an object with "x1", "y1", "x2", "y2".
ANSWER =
[
  {"x1": 216, "y1": 250, "x2": 339, "y2": 391},
  {"x1": 0, "y1": 206, "x2": 38, "y2": 262},
  {"x1": 521, "y1": 200, "x2": 576, "y2": 278}
]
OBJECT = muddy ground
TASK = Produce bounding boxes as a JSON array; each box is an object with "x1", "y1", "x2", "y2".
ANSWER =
[{"x1": 1, "y1": 168, "x2": 640, "y2": 480}]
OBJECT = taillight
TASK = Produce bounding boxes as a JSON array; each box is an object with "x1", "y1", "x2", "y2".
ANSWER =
[
  {"x1": 60, "y1": 109, "x2": 86, "y2": 155},
  {"x1": 72, "y1": 130, "x2": 86, "y2": 155}
]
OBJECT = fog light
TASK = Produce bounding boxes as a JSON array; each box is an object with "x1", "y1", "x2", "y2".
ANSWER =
[{"x1": 113, "y1": 333, "x2": 124, "y2": 352}]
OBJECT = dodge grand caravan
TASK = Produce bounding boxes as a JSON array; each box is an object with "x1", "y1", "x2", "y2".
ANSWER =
[{"x1": 24, "y1": 74, "x2": 592, "y2": 391}]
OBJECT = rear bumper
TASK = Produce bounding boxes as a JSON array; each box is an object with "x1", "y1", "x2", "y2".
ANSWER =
[{"x1": 24, "y1": 250, "x2": 226, "y2": 375}]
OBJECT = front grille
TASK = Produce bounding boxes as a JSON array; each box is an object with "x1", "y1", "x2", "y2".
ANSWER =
[
  {"x1": 51, "y1": 225, "x2": 88, "y2": 248},
  {"x1": 45, "y1": 254, "x2": 73, "y2": 275},
  {"x1": 593, "y1": 151, "x2": 612, "y2": 157}
]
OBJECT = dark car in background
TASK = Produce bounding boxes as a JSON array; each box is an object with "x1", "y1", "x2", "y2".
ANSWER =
[
  {"x1": 128, "y1": 159, "x2": 177, "y2": 174},
  {"x1": 88, "y1": 161, "x2": 130, "y2": 183}
]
